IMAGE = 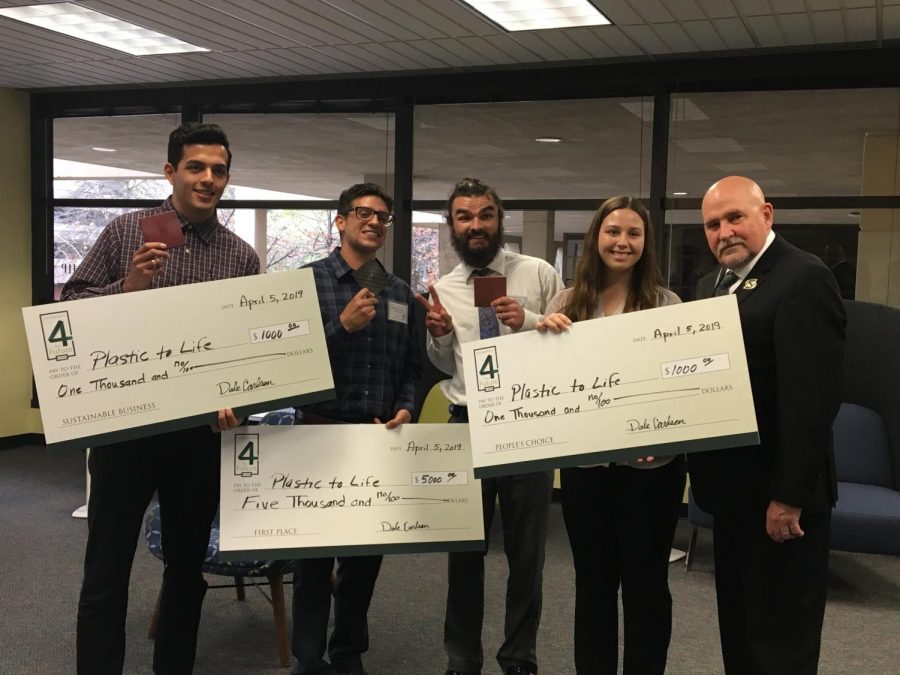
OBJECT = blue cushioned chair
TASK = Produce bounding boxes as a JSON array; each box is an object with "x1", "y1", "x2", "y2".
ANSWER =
[
  {"x1": 144, "y1": 409, "x2": 296, "y2": 667},
  {"x1": 831, "y1": 300, "x2": 900, "y2": 555},
  {"x1": 831, "y1": 402, "x2": 900, "y2": 554},
  {"x1": 686, "y1": 300, "x2": 900, "y2": 568}
]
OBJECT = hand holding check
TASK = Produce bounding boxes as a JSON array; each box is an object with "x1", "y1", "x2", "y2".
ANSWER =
[{"x1": 122, "y1": 242, "x2": 168, "y2": 293}]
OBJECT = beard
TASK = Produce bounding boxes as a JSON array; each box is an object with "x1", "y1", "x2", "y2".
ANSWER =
[{"x1": 450, "y1": 222, "x2": 504, "y2": 269}]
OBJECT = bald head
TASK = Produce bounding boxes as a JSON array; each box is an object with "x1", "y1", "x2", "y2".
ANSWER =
[{"x1": 702, "y1": 175, "x2": 773, "y2": 270}]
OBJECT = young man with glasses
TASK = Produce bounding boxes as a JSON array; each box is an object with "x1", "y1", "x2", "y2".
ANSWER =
[{"x1": 291, "y1": 183, "x2": 421, "y2": 675}]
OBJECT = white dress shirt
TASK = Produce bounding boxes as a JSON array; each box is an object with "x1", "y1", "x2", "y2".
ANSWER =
[{"x1": 427, "y1": 248, "x2": 564, "y2": 406}]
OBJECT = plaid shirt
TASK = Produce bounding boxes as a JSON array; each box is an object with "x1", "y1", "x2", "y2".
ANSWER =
[
  {"x1": 303, "y1": 248, "x2": 421, "y2": 423},
  {"x1": 61, "y1": 197, "x2": 259, "y2": 300}
]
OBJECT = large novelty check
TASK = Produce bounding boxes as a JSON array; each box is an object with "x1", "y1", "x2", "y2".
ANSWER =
[
  {"x1": 23, "y1": 269, "x2": 334, "y2": 449},
  {"x1": 462, "y1": 295, "x2": 759, "y2": 478},
  {"x1": 219, "y1": 423, "x2": 484, "y2": 560}
]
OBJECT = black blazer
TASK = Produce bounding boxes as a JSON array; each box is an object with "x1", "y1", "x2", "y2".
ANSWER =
[{"x1": 689, "y1": 235, "x2": 846, "y2": 516}]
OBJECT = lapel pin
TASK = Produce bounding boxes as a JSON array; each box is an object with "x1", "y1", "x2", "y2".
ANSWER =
[{"x1": 742, "y1": 279, "x2": 757, "y2": 290}]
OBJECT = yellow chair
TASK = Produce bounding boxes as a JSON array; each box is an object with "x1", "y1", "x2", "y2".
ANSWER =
[{"x1": 418, "y1": 381, "x2": 451, "y2": 423}]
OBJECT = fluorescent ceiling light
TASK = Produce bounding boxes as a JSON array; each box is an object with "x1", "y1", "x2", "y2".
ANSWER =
[
  {"x1": 672, "y1": 191, "x2": 687, "y2": 196},
  {"x1": 91, "y1": 146, "x2": 117, "y2": 152},
  {"x1": 462, "y1": 0, "x2": 611, "y2": 31},
  {"x1": 534, "y1": 136, "x2": 563, "y2": 143},
  {"x1": 0, "y1": 3, "x2": 209, "y2": 55}
]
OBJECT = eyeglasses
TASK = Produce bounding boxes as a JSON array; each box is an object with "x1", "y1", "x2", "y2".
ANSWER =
[{"x1": 344, "y1": 206, "x2": 394, "y2": 226}]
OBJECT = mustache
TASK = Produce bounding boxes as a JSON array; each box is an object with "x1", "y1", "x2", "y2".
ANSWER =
[{"x1": 717, "y1": 237, "x2": 746, "y2": 254}]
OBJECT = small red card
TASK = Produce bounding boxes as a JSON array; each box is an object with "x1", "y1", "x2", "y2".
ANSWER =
[
  {"x1": 473, "y1": 275, "x2": 506, "y2": 307},
  {"x1": 140, "y1": 211, "x2": 185, "y2": 248}
]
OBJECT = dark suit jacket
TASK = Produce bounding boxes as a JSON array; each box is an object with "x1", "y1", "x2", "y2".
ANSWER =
[{"x1": 689, "y1": 234, "x2": 846, "y2": 516}]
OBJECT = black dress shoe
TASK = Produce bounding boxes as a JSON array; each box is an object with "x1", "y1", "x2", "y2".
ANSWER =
[{"x1": 504, "y1": 667, "x2": 536, "y2": 675}]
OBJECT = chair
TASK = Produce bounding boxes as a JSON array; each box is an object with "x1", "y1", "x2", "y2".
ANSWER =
[
  {"x1": 830, "y1": 300, "x2": 900, "y2": 555},
  {"x1": 419, "y1": 381, "x2": 452, "y2": 424},
  {"x1": 144, "y1": 409, "x2": 296, "y2": 667},
  {"x1": 686, "y1": 300, "x2": 900, "y2": 567}
]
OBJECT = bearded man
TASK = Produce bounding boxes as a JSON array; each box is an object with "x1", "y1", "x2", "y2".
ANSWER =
[{"x1": 417, "y1": 177, "x2": 563, "y2": 675}]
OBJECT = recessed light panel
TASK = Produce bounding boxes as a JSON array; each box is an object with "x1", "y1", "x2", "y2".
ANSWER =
[
  {"x1": 0, "y1": 3, "x2": 209, "y2": 55},
  {"x1": 463, "y1": 0, "x2": 611, "y2": 31}
]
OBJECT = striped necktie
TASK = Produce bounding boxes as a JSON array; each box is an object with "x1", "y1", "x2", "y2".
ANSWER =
[{"x1": 714, "y1": 270, "x2": 739, "y2": 296}]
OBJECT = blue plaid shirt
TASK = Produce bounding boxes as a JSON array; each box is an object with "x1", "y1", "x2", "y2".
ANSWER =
[{"x1": 303, "y1": 248, "x2": 421, "y2": 422}]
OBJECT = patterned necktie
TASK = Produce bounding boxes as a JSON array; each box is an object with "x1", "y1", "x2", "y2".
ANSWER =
[
  {"x1": 474, "y1": 268, "x2": 500, "y2": 339},
  {"x1": 714, "y1": 270, "x2": 739, "y2": 296}
]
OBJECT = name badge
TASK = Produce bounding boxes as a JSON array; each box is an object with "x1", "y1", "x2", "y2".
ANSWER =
[{"x1": 388, "y1": 301, "x2": 408, "y2": 324}]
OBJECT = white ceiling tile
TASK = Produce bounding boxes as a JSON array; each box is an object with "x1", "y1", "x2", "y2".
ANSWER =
[
  {"x1": 505, "y1": 32, "x2": 568, "y2": 61},
  {"x1": 811, "y1": 10, "x2": 845, "y2": 42},
  {"x1": 381, "y1": 0, "x2": 469, "y2": 37},
  {"x1": 589, "y1": 26, "x2": 646, "y2": 56},
  {"x1": 806, "y1": 0, "x2": 841, "y2": 10},
  {"x1": 695, "y1": 0, "x2": 738, "y2": 19},
  {"x1": 205, "y1": 0, "x2": 377, "y2": 45},
  {"x1": 318, "y1": 0, "x2": 440, "y2": 40},
  {"x1": 766, "y1": 0, "x2": 807, "y2": 11},
  {"x1": 778, "y1": 12, "x2": 816, "y2": 44},
  {"x1": 195, "y1": 1, "x2": 329, "y2": 45},
  {"x1": 559, "y1": 27, "x2": 618, "y2": 59},
  {"x1": 627, "y1": 0, "x2": 676, "y2": 22},
  {"x1": 844, "y1": 7, "x2": 877, "y2": 41},
  {"x1": 215, "y1": 50, "x2": 294, "y2": 77},
  {"x1": 591, "y1": 0, "x2": 644, "y2": 25},
  {"x1": 290, "y1": 45, "x2": 359, "y2": 72},
  {"x1": 621, "y1": 25, "x2": 672, "y2": 53},
  {"x1": 711, "y1": 17, "x2": 756, "y2": 48},
  {"x1": 483, "y1": 34, "x2": 543, "y2": 62},
  {"x1": 454, "y1": 35, "x2": 518, "y2": 64},
  {"x1": 429, "y1": 37, "x2": 499, "y2": 67},
  {"x1": 652, "y1": 22, "x2": 699, "y2": 52},
  {"x1": 0, "y1": 0, "x2": 892, "y2": 90},
  {"x1": 416, "y1": 0, "x2": 501, "y2": 34},
  {"x1": 408, "y1": 38, "x2": 483, "y2": 68},
  {"x1": 227, "y1": 49, "x2": 324, "y2": 75},
  {"x1": 733, "y1": 0, "x2": 773, "y2": 17},
  {"x1": 680, "y1": 20, "x2": 727, "y2": 50},
  {"x1": 746, "y1": 15, "x2": 786, "y2": 48},
  {"x1": 537, "y1": 30, "x2": 594, "y2": 60},
  {"x1": 384, "y1": 40, "x2": 454, "y2": 69},
  {"x1": 661, "y1": 0, "x2": 706, "y2": 22},
  {"x1": 355, "y1": 41, "x2": 429, "y2": 70},
  {"x1": 314, "y1": 44, "x2": 390, "y2": 71}
]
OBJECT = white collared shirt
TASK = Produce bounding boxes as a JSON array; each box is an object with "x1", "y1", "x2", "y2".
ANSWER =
[{"x1": 427, "y1": 248, "x2": 564, "y2": 406}]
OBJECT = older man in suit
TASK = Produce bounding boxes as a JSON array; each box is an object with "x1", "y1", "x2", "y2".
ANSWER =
[{"x1": 689, "y1": 176, "x2": 845, "y2": 675}]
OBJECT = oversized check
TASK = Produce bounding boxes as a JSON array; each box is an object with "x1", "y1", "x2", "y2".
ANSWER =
[
  {"x1": 22, "y1": 269, "x2": 334, "y2": 449},
  {"x1": 219, "y1": 423, "x2": 484, "y2": 560},
  {"x1": 462, "y1": 295, "x2": 759, "y2": 478}
]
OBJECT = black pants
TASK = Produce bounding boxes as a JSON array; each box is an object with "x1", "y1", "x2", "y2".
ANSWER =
[
  {"x1": 443, "y1": 407, "x2": 553, "y2": 675},
  {"x1": 76, "y1": 426, "x2": 220, "y2": 675},
  {"x1": 713, "y1": 509, "x2": 831, "y2": 675},
  {"x1": 561, "y1": 458, "x2": 685, "y2": 675},
  {"x1": 291, "y1": 555, "x2": 383, "y2": 674}
]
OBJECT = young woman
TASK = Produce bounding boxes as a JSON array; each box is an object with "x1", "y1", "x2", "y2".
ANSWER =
[{"x1": 538, "y1": 196, "x2": 686, "y2": 675}]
